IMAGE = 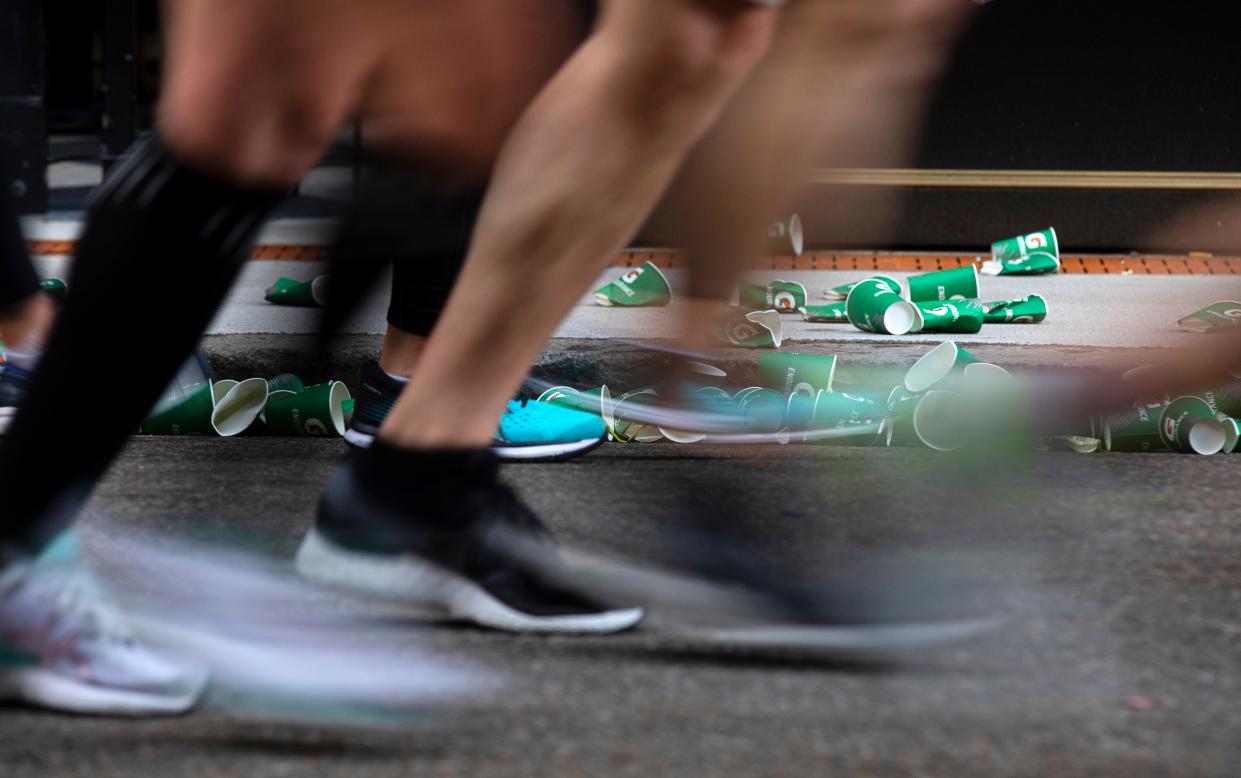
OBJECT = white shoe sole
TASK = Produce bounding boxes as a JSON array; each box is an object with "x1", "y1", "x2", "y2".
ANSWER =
[
  {"x1": 295, "y1": 530, "x2": 643, "y2": 635},
  {"x1": 344, "y1": 428, "x2": 604, "y2": 462},
  {"x1": 0, "y1": 667, "x2": 204, "y2": 717}
]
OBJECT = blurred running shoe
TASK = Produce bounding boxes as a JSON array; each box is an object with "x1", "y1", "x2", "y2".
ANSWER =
[
  {"x1": 344, "y1": 361, "x2": 605, "y2": 461},
  {"x1": 297, "y1": 448, "x2": 643, "y2": 634},
  {"x1": 0, "y1": 532, "x2": 207, "y2": 715},
  {"x1": 0, "y1": 361, "x2": 30, "y2": 436}
]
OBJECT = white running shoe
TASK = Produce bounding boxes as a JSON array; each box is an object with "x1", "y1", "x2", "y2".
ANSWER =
[{"x1": 0, "y1": 532, "x2": 207, "y2": 716}]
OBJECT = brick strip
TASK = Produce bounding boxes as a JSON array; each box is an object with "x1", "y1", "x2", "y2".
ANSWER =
[{"x1": 28, "y1": 240, "x2": 1241, "y2": 275}]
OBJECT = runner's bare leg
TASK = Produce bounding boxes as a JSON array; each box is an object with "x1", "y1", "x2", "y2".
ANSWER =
[{"x1": 378, "y1": 0, "x2": 780, "y2": 448}]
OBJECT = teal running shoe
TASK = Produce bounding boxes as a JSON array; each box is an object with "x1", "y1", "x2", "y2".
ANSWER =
[{"x1": 345, "y1": 362, "x2": 606, "y2": 461}]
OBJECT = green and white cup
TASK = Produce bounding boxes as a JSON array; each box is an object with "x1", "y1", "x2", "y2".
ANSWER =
[
  {"x1": 594, "y1": 261, "x2": 673, "y2": 307},
  {"x1": 1216, "y1": 415, "x2": 1240, "y2": 453},
  {"x1": 1159, "y1": 396, "x2": 1227, "y2": 455},
  {"x1": 906, "y1": 265, "x2": 979, "y2": 303},
  {"x1": 141, "y1": 378, "x2": 269, "y2": 437},
  {"x1": 265, "y1": 276, "x2": 329, "y2": 307},
  {"x1": 737, "y1": 388, "x2": 787, "y2": 432},
  {"x1": 800, "y1": 303, "x2": 848, "y2": 323},
  {"x1": 264, "y1": 381, "x2": 352, "y2": 437},
  {"x1": 1102, "y1": 403, "x2": 1169, "y2": 453},
  {"x1": 1177, "y1": 301, "x2": 1241, "y2": 333},
  {"x1": 982, "y1": 294, "x2": 1049, "y2": 324},
  {"x1": 757, "y1": 352, "x2": 837, "y2": 397},
  {"x1": 824, "y1": 275, "x2": 900, "y2": 302},
  {"x1": 846, "y1": 278, "x2": 918, "y2": 336},
  {"x1": 904, "y1": 341, "x2": 980, "y2": 393},
  {"x1": 766, "y1": 214, "x2": 804, "y2": 256},
  {"x1": 739, "y1": 279, "x2": 808, "y2": 313},
  {"x1": 911, "y1": 299, "x2": 985, "y2": 334},
  {"x1": 266, "y1": 373, "x2": 305, "y2": 395},
  {"x1": 39, "y1": 277, "x2": 68, "y2": 300},
  {"x1": 911, "y1": 390, "x2": 970, "y2": 452},
  {"x1": 1201, "y1": 380, "x2": 1241, "y2": 419},
  {"x1": 983, "y1": 228, "x2": 1060, "y2": 276},
  {"x1": 885, "y1": 386, "x2": 923, "y2": 447},
  {"x1": 812, "y1": 391, "x2": 880, "y2": 424},
  {"x1": 715, "y1": 309, "x2": 783, "y2": 349}
]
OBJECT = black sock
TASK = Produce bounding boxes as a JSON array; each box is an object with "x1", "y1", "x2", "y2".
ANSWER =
[{"x1": 0, "y1": 134, "x2": 283, "y2": 552}]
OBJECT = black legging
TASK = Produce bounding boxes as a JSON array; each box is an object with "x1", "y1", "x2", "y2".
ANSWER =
[{"x1": 0, "y1": 159, "x2": 40, "y2": 313}]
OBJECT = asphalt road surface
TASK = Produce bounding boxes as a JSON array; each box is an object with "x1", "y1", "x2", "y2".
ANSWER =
[{"x1": 2, "y1": 437, "x2": 1239, "y2": 777}]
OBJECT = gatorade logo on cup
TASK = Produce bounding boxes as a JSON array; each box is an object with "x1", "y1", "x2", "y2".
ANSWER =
[
  {"x1": 1162, "y1": 416, "x2": 1177, "y2": 442},
  {"x1": 1021, "y1": 232, "x2": 1049, "y2": 252},
  {"x1": 774, "y1": 291, "x2": 797, "y2": 311},
  {"x1": 622, "y1": 269, "x2": 642, "y2": 284}
]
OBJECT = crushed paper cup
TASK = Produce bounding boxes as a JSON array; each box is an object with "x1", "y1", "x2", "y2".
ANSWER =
[
  {"x1": 265, "y1": 276, "x2": 329, "y2": 307},
  {"x1": 714, "y1": 309, "x2": 783, "y2": 349},
  {"x1": 824, "y1": 275, "x2": 900, "y2": 302},
  {"x1": 800, "y1": 303, "x2": 848, "y2": 323},
  {"x1": 765, "y1": 215, "x2": 804, "y2": 256},
  {"x1": 739, "y1": 279, "x2": 807, "y2": 313},
  {"x1": 141, "y1": 378, "x2": 269, "y2": 437},
  {"x1": 1038, "y1": 436, "x2": 1102, "y2": 454},
  {"x1": 845, "y1": 278, "x2": 918, "y2": 335},
  {"x1": 982, "y1": 294, "x2": 1048, "y2": 324},
  {"x1": 1102, "y1": 403, "x2": 1169, "y2": 453},
  {"x1": 593, "y1": 261, "x2": 672, "y2": 307},
  {"x1": 982, "y1": 227, "x2": 1060, "y2": 276},
  {"x1": 911, "y1": 299, "x2": 985, "y2": 334},
  {"x1": 905, "y1": 342, "x2": 981, "y2": 393},
  {"x1": 1177, "y1": 301, "x2": 1241, "y2": 333}
]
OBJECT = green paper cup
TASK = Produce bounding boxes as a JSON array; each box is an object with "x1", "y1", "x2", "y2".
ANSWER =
[
  {"x1": 737, "y1": 388, "x2": 786, "y2": 432},
  {"x1": 982, "y1": 294, "x2": 1048, "y2": 324},
  {"x1": 825, "y1": 275, "x2": 900, "y2": 302},
  {"x1": 1102, "y1": 404, "x2": 1168, "y2": 453},
  {"x1": 983, "y1": 228, "x2": 1060, "y2": 276},
  {"x1": 905, "y1": 342, "x2": 981, "y2": 393},
  {"x1": 1159, "y1": 396, "x2": 1226, "y2": 455},
  {"x1": 766, "y1": 214, "x2": 804, "y2": 256},
  {"x1": 1178, "y1": 301, "x2": 1241, "y2": 334},
  {"x1": 266, "y1": 374, "x2": 306, "y2": 395},
  {"x1": 265, "y1": 276, "x2": 329, "y2": 307},
  {"x1": 738, "y1": 280, "x2": 808, "y2": 313},
  {"x1": 715, "y1": 309, "x2": 783, "y2": 349},
  {"x1": 757, "y1": 352, "x2": 836, "y2": 397},
  {"x1": 800, "y1": 304, "x2": 848, "y2": 323},
  {"x1": 885, "y1": 386, "x2": 923, "y2": 448},
  {"x1": 846, "y1": 278, "x2": 918, "y2": 336},
  {"x1": 911, "y1": 390, "x2": 969, "y2": 452},
  {"x1": 141, "y1": 381, "x2": 218, "y2": 436},
  {"x1": 912, "y1": 299, "x2": 985, "y2": 334},
  {"x1": 1216, "y1": 415, "x2": 1240, "y2": 453},
  {"x1": 813, "y1": 391, "x2": 880, "y2": 424},
  {"x1": 906, "y1": 266, "x2": 979, "y2": 303},
  {"x1": 39, "y1": 277, "x2": 68, "y2": 300},
  {"x1": 1202, "y1": 381, "x2": 1241, "y2": 418},
  {"x1": 594, "y1": 261, "x2": 672, "y2": 307},
  {"x1": 264, "y1": 382, "x2": 352, "y2": 437},
  {"x1": 211, "y1": 377, "x2": 269, "y2": 437}
]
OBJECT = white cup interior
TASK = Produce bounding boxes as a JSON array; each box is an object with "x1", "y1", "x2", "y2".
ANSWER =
[
  {"x1": 1188, "y1": 419, "x2": 1227, "y2": 455},
  {"x1": 905, "y1": 342, "x2": 959, "y2": 393},
  {"x1": 883, "y1": 301, "x2": 917, "y2": 336}
]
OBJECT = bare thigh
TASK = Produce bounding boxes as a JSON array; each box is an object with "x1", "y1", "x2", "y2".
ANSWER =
[{"x1": 159, "y1": 0, "x2": 589, "y2": 187}]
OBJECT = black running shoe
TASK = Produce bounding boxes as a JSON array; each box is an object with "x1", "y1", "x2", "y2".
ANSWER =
[
  {"x1": 345, "y1": 361, "x2": 605, "y2": 461},
  {"x1": 295, "y1": 447, "x2": 643, "y2": 634},
  {"x1": 0, "y1": 362, "x2": 31, "y2": 436}
]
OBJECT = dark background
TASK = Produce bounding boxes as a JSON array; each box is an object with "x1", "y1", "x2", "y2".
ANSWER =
[{"x1": 5, "y1": 0, "x2": 1241, "y2": 250}]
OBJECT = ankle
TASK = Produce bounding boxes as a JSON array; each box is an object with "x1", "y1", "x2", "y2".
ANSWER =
[{"x1": 0, "y1": 293, "x2": 55, "y2": 353}]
